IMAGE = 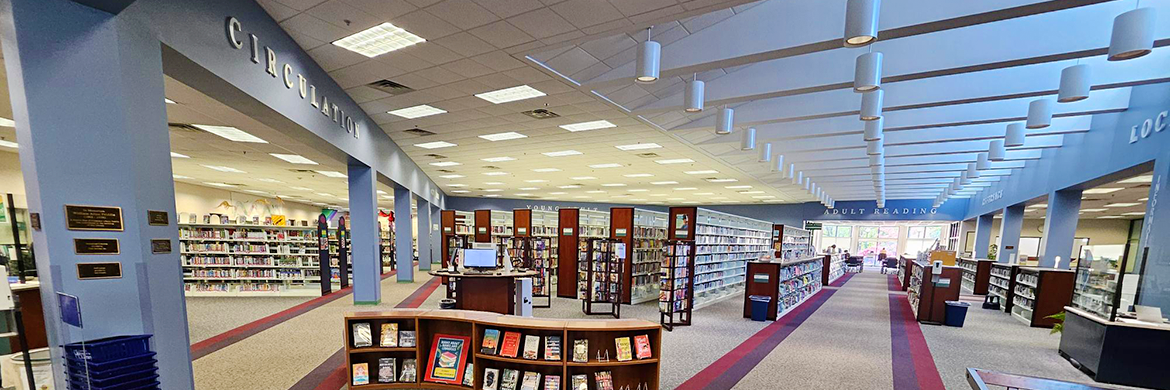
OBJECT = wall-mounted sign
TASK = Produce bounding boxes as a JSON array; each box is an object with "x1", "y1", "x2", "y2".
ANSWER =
[
  {"x1": 271, "y1": 214, "x2": 287, "y2": 226},
  {"x1": 981, "y1": 190, "x2": 1004, "y2": 206},
  {"x1": 674, "y1": 229, "x2": 688, "y2": 238},
  {"x1": 803, "y1": 222, "x2": 822, "y2": 231},
  {"x1": 65, "y1": 205, "x2": 123, "y2": 231},
  {"x1": 1129, "y1": 110, "x2": 1168, "y2": 144},
  {"x1": 77, "y1": 262, "x2": 122, "y2": 280},
  {"x1": 147, "y1": 210, "x2": 169, "y2": 226},
  {"x1": 151, "y1": 239, "x2": 172, "y2": 254},
  {"x1": 562, "y1": 228, "x2": 573, "y2": 236},
  {"x1": 525, "y1": 205, "x2": 599, "y2": 212},
  {"x1": 58, "y1": 293, "x2": 82, "y2": 328},
  {"x1": 823, "y1": 207, "x2": 937, "y2": 216},
  {"x1": 29, "y1": 213, "x2": 40, "y2": 231},
  {"x1": 73, "y1": 238, "x2": 120, "y2": 255}
]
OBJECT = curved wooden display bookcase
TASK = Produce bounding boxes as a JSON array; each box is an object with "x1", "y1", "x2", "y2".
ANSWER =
[{"x1": 345, "y1": 309, "x2": 662, "y2": 390}]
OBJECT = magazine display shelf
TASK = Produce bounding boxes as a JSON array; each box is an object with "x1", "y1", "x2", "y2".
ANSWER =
[{"x1": 344, "y1": 309, "x2": 662, "y2": 390}]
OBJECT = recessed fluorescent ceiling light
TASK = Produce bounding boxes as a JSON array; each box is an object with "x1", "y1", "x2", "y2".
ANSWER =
[
  {"x1": 439, "y1": 174, "x2": 464, "y2": 179},
  {"x1": 448, "y1": 184, "x2": 467, "y2": 187},
  {"x1": 667, "y1": 198, "x2": 685, "y2": 201},
  {"x1": 451, "y1": 190, "x2": 470, "y2": 193},
  {"x1": 332, "y1": 22, "x2": 425, "y2": 57},
  {"x1": 655, "y1": 158, "x2": 694, "y2": 165},
  {"x1": 414, "y1": 141, "x2": 457, "y2": 149},
  {"x1": 377, "y1": 190, "x2": 387, "y2": 194},
  {"x1": 1026, "y1": 204, "x2": 1047, "y2": 208},
  {"x1": 589, "y1": 163, "x2": 622, "y2": 169},
  {"x1": 482, "y1": 171, "x2": 508, "y2": 176},
  {"x1": 192, "y1": 124, "x2": 267, "y2": 143},
  {"x1": 629, "y1": 189, "x2": 649, "y2": 192},
  {"x1": 1080, "y1": 208, "x2": 1107, "y2": 212},
  {"x1": 542, "y1": 150, "x2": 582, "y2": 157},
  {"x1": 481, "y1": 156, "x2": 515, "y2": 162},
  {"x1": 708, "y1": 178, "x2": 738, "y2": 183},
  {"x1": 571, "y1": 176, "x2": 596, "y2": 180},
  {"x1": 0, "y1": 140, "x2": 16, "y2": 149},
  {"x1": 725, "y1": 185, "x2": 752, "y2": 189},
  {"x1": 740, "y1": 190, "x2": 764, "y2": 194},
  {"x1": 290, "y1": 186, "x2": 313, "y2": 191},
  {"x1": 170, "y1": 152, "x2": 189, "y2": 158},
  {"x1": 1106, "y1": 202, "x2": 1141, "y2": 207},
  {"x1": 479, "y1": 132, "x2": 527, "y2": 141},
  {"x1": 483, "y1": 189, "x2": 503, "y2": 192},
  {"x1": 388, "y1": 104, "x2": 446, "y2": 119},
  {"x1": 615, "y1": 143, "x2": 661, "y2": 151},
  {"x1": 430, "y1": 161, "x2": 461, "y2": 167},
  {"x1": 693, "y1": 192, "x2": 714, "y2": 196},
  {"x1": 1098, "y1": 215, "x2": 1124, "y2": 219},
  {"x1": 172, "y1": 174, "x2": 191, "y2": 179},
  {"x1": 0, "y1": 117, "x2": 13, "y2": 127},
  {"x1": 586, "y1": 190, "x2": 606, "y2": 194},
  {"x1": 316, "y1": 193, "x2": 333, "y2": 197},
  {"x1": 1121, "y1": 212, "x2": 1147, "y2": 216},
  {"x1": 316, "y1": 170, "x2": 347, "y2": 178},
  {"x1": 1118, "y1": 175, "x2": 1153, "y2": 184},
  {"x1": 519, "y1": 187, "x2": 539, "y2": 191},
  {"x1": 549, "y1": 192, "x2": 567, "y2": 195},
  {"x1": 558, "y1": 185, "x2": 580, "y2": 189},
  {"x1": 1140, "y1": 197, "x2": 1149, "y2": 201},
  {"x1": 164, "y1": 98, "x2": 177, "y2": 104},
  {"x1": 602, "y1": 183, "x2": 626, "y2": 187},
  {"x1": 515, "y1": 193, "x2": 533, "y2": 196},
  {"x1": 204, "y1": 182, "x2": 235, "y2": 187},
  {"x1": 475, "y1": 85, "x2": 546, "y2": 104},
  {"x1": 651, "y1": 181, "x2": 677, "y2": 185},
  {"x1": 685, "y1": 170, "x2": 719, "y2": 175},
  {"x1": 484, "y1": 182, "x2": 504, "y2": 185},
  {"x1": 674, "y1": 187, "x2": 697, "y2": 191},
  {"x1": 483, "y1": 194, "x2": 500, "y2": 197},
  {"x1": 560, "y1": 120, "x2": 616, "y2": 132},
  {"x1": 624, "y1": 173, "x2": 653, "y2": 178},
  {"x1": 257, "y1": 178, "x2": 283, "y2": 183},
  {"x1": 525, "y1": 179, "x2": 547, "y2": 183},
  {"x1": 270, "y1": 153, "x2": 319, "y2": 165},
  {"x1": 649, "y1": 194, "x2": 668, "y2": 197},
  {"x1": 533, "y1": 168, "x2": 561, "y2": 172},
  {"x1": 1083, "y1": 188, "x2": 1124, "y2": 194},
  {"x1": 201, "y1": 164, "x2": 245, "y2": 173}
]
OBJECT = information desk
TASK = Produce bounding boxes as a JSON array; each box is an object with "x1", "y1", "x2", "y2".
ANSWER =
[
  {"x1": 428, "y1": 270, "x2": 538, "y2": 315},
  {"x1": 344, "y1": 309, "x2": 663, "y2": 389},
  {"x1": 742, "y1": 257, "x2": 824, "y2": 321},
  {"x1": 1059, "y1": 307, "x2": 1170, "y2": 389}
]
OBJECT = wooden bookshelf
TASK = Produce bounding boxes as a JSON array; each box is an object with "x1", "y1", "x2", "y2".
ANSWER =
[
  {"x1": 988, "y1": 263, "x2": 1018, "y2": 311},
  {"x1": 771, "y1": 224, "x2": 813, "y2": 261},
  {"x1": 609, "y1": 208, "x2": 667, "y2": 304},
  {"x1": 905, "y1": 260, "x2": 962, "y2": 324},
  {"x1": 557, "y1": 208, "x2": 581, "y2": 298},
  {"x1": 345, "y1": 310, "x2": 662, "y2": 390},
  {"x1": 743, "y1": 257, "x2": 823, "y2": 321},
  {"x1": 1010, "y1": 267, "x2": 1075, "y2": 328},
  {"x1": 957, "y1": 258, "x2": 994, "y2": 295}
]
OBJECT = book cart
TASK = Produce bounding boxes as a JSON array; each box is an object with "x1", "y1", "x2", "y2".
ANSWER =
[
  {"x1": 659, "y1": 240, "x2": 694, "y2": 331},
  {"x1": 578, "y1": 238, "x2": 622, "y2": 318},
  {"x1": 344, "y1": 309, "x2": 662, "y2": 390}
]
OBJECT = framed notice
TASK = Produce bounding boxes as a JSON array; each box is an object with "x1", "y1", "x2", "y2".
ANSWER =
[
  {"x1": 77, "y1": 262, "x2": 122, "y2": 280},
  {"x1": 147, "y1": 210, "x2": 169, "y2": 226},
  {"x1": 424, "y1": 333, "x2": 470, "y2": 384}
]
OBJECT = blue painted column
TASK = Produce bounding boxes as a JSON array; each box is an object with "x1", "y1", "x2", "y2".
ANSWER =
[
  {"x1": 0, "y1": 0, "x2": 193, "y2": 387},
  {"x1": 973, "y1": 213, "x2": 995, "y2": 258},
  {"x1": 416, "y1": 194, "x2": 432, "y2": 270},
  {"x1": 348, "y1": 162, "x2": 379, "y2": 304},
  {"x1": 394, "y1": 187, "x2": 413, "y2": 282},
  {"x1": 1138, "y1": 151, "x2": 1170, "y2": 310},
  {"x1": 430, "y1": 202, "x2": 441, "y2": 266},
  {"x1": 1039, "y1": 188, "x2": 1083, "y2": 268},
  {"x1": 996, "y1": 204, "x2": 1026, "y2": 263}
]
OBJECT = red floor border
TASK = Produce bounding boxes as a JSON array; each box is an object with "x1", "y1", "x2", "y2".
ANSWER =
[{"x1": 888, "y1": 274, "x2": 946, "y2": 390}]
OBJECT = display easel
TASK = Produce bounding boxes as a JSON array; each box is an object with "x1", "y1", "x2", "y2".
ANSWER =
[
  {"x1": 579, "y1": 238, "x2": 621, "y2": 318},
  {"x1": 660, "y1": 240, "x2": 694, "y2": 331}
]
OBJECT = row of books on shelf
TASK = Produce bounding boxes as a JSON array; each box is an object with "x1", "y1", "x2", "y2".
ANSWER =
[
  {"x1": 352, "y1": 358, "x2": 417, "y2": 386},
  {"x1": 1013, "y1": 295, "x2": 1035, "y2": 310},
  {"x1": 694, "y1": 269, "x2": 744, "y2": 284},
  {"x1": 695, "y1": 245, "x2": 769, "y2": 254},
  {"x1": 186, "y1": 269, "x2": 306, "y2": 279},
  {"x1": 695, "y1": 261, "x2": 745, "y2": 275},
  {"x1": 695, "y1": 274, "x2": 745, "y2": 292},
  {"x1": 183, "y1": 256, "x2": 309, "y2": 267},
  {"x1": 780, "y1": 262, "x2": 821, "y2": 280},
  {"x1": 632, "y1": 250, "x2": 663, "y2": 264},
  {"x1": 352, "y1": 322, "x2": 417, "y2": 348},
  {"x1": 185, "y1": 282, "x2": 285, "y2": 292},
  {"x1": 990, "y1": 266, "x2": 1012, "y2": 279},
  {"x1": 480, "y1": 329, "x2": 652, "y2": 362},
  {"x1": 181, "y1": 243, "x2": 272, "y2": 254},
  {"x1": 696, "y1": 224, "x2": 768, "y2": 238},
  {"x1": 1016, "y1": 272, "x2": 1039, "y2": 287},
  {"x1": 695, "y1": 252, "x2": 759, "y2": 265},
  {"x1": 482, "y1": 368, "x2": 551, "y2": 390},
  {"x1": 179, "y1": 227, "x2": 315, "y2": 241},
  {"x1": 778, "y1": 280, "x2": 821, "y2": 313},
  {"x1": 631, "y1": 262, "x2": 659, "y2": 276},
  {"x1": 633, "y1": 226, "x2": 666, "y2": 239},
  {"x1": 183, "y1": 214, "x2": 318, "y2": 226},
  {"x1": 695, "y1": 236, "x2": 770, "y2": 245},
  {"x1": 580, "y1": 226, "x2": 609, "y2": 237}
]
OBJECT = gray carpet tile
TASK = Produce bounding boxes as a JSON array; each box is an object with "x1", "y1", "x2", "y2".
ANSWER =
[{"x1": 186, "y1": 296, "x2": 312, "y2": 343}]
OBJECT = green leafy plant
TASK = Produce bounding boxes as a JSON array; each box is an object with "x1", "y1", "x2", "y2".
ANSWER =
[
  {"x1": 1046, "y1": 311, "x2": 1066, "y2": 334},
  {"x1": 988, "y1": 244, "x2": 998, "y2": 260}
]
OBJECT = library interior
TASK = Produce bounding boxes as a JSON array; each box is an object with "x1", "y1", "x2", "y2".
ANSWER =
[{"x1": 1, "y1": 0, "x2": 1170, "y2": 389}]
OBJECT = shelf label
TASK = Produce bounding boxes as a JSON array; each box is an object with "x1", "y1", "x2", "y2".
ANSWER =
[
  {"x1": 477, "y1": 227, "x2": 487, "y2": 234},
  {"x1": 753, "y1": 273, "x2": 769, "y2": 283},
  {"x1": 151, "y1": 239, "x2": 172, "y2": 254},
  {"x1": 517, "y1": 227, "x2": 527, "y2": 235},
  {"x1": 562, "y1": 227, "x2": 573, "y2": 236},
  {"x1": 443, "y1": 227, "x2": 452, "y2": 233},
  {"x1": 674, "y1": 229, "x2": 687, "y2": 238},
  {"x1": 73, "y1": 238, "x2": 119, "y2": 255},
  {"x1": 77, "y1": 262, "x2": 122, "y2": 280},
  {"x1": 147, "y1": 210, "x2": 169, "y2": 226},
  {"x1": 615, "y1": 228, "x2": 627, "y2": 237},
  {"x1": 65, "y1": 205, "x2": 123, "y2": 231}
]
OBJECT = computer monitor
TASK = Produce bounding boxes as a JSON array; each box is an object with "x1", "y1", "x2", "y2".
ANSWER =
[{"x1": 463, "y1": 248, "x2": 498, "y2": 269}]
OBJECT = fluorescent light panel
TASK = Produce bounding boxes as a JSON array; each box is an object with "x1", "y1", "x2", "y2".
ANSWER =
[
  {"x1": 414, "y1": 141, "x2": 457, "y2": 149},
  {"x1": 204, "y1": 182, "x2": 235, "y2": 187},
  {"x1": 481, "y1": 156, "x2": 515, "y2": 162},
  {"x1": 589, "y1": 163, "x2": 622, "y2": 169},
  {"x1": 192, "y1": 124, "x2": 267, "y2": 143},
  {"x1": 430, "y1": 161, "x2": 461, "y2": 167},
  {"x1": 332, "y1": 22, "x2": 425, "y2": 58},
  {"x1": 615, "y1": 143, "x2": 661, "y2": 151},
  {"x1": 201, "y1": 165, "x2": 245, "y2": 173},
  {"x1": 270, "y1": 153, "x2": 318, "y2": 165},
  {"x1": 475, "y1": 85, "x2": 546, "y2": 104},
  {"x1": 542, "y1": 150, "x2": 581, "y2": 157},
  {"x1": 170, "y1": 152, "x2": 189, "y2": 158},
  {"x1": 1083, "y1": 188, "x2": 1123, "y2": 194},
  {"x1": 571, "y1": 176, "x2": 596, "y2": 180},
  {"x1": 685, "y1": 170, "x2": 718, "y2": 175},
  {"x1": 316, "y1": 170, "x2": 347, "y2": 178},
  {"x1": 1105, "y1": 202, "x2": 1141, "y2": 207},
  {"x1": 1118, "y1": 175, "x2": 1153, "y2": 184},
  {"x1": 533, "y1": 168, "x2": 561, "y2": 172},
  {"x1": 655, "y1": 158, "x2": 694, "y2": 165},
  {"x1": 624, "y1": 173, "x2": 653, "y2": 178},
  {"x1": 482, "y1": 171, "x2": 508, "y2": 176},
  {"x1": 439, "y1": 174, "x2": 464, "y2": 179},
  {"x1": 478, "y1": 132, "x2": 528, "y2": 141},
  {"x1": 560, "y1": 120, "x2": 616, "y2": 132},
  {"x1": 388, "y1": 104, "x2": 446, "y2": 119}
]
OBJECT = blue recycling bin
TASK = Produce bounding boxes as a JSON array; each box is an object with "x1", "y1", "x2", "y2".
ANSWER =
[
  {"x1": 945, "y1": 301, "x2": 970, "y2": 327},
  {"x1": 749, "y1": 295, "x2": 771, "y2": 321}
]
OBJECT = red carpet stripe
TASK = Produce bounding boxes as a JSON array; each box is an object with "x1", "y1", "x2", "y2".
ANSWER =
[
  {"x1": 290, "y1": 276, "x2": 442, "y2": 390},
  {"x1": 189, "y1": 270, "x2": 397, "y2": 360},
  {"x1": 676, "y1": 272, "x2": 854, "y2": 390},
  {"x1": 888, "y1": 275, "x2": 946, "y2": 390}
]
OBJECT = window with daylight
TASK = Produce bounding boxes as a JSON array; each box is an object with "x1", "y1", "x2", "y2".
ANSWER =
[
  {"x1": 857, "y1": 226, "x2": 898, "y2": 256},
  {"x1": 904, "y1": 226, "x2": 946, "y2": 256},
  {"x1": 820, "y1": 225, "x2": 852, "y2": 253}
]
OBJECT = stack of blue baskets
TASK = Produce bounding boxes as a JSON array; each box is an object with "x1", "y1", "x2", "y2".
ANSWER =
[{"x1": 63, "y1": 335, "x2": 159, "y2": 390}]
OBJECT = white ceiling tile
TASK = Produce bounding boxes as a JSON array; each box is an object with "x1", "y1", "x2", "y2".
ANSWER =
[
  {"x1": 392, "y1": 10, "x2": 462, "y2": 40},
  {"x1": 539, "y1": 30, "x2": 586, "y2": 46},
  {"x1": 305, "y1": 0, "x2": 384, "y2": 32},
  {"x1": 570, "y1": 61, "x2": 612, "y2": 83},
  {"x1": 422, "y1": 85, "x2": 469, "y2": 100},
  {"x1": 528, "y1": 80, "x2": 576, "y2": 95},
  {"x1": 285, "y1": 29, "x2": 327, "y2": 51},
  {"x1": 375, "y1": 52, "x2": 433, "y2": 73},
  {"x1": 432, "y1": 32, "x2": 495, "y2": 57},
  {"x1": 473, "y1": 72, "x2": 523, "y2": 89},
  {"x1": 502, "y1": 66, "x2": 554, "y2": 83},
  {"x1": 443, "y1": 95, "x2": 494, "y2": 110},
  {"x1": 344, "y1": 86, "x2": 393, "y2": 103},
  {"x1": 400, "y1": 42, "x2": 463, "y2": 65},
  {"x1": 628, "y1": 4, "x2": 687, "y2": 24},
  {"x1": 280, "y1": 13, "x2": 354, "y2": 44},
  {"x1": 471, "y1": 0, "x2": 546, "y2": 18},
  {"x1": 506, "y1": 8, "x2": 576, "y2": 39},
  {"x1": 680, "y1": 0, "x2": 734, "y2": 11},
  {"x1": 273, "y1": 0, "x2": 328, "y2": 11},
  {"x1": 469, "y1": 20, "x2": 536, "y2": 49},
  {"x1": 257, "y1": 0, "x2": 300, "y2": 22},
  {"x1": 609, "y1": 0, "x2": 677, "y2": 16},
  {"x1": 441, "y1": 58, "x2": 496, "y2": 78},
  {"x1": 680, "y1": 7, "x2": 734, "y2": 33},
  {"x1": 384, "y1": 71, "x2": 441, "y2": 90},
  {"x1": 578, "y1": 34, "x2": 637, "y2": 62},
  {"x1": 306, "y1": 44, "x2": 370, "y2": 71},
  {"x1": 341, "y1": 0, "x2": 419, "y2": 19},
  {"x1": 582, "y1": 18, "x2": 634, "y2": 36},
  {"x1": 470, "y1": 51, "x2": 528, "y2": 72},
  {"x1": 601, "y1": 44, "x2": 636, "y2": 68},
  {"x1": 545, "y1": 47, "x2": 599, "y2": 77},
  {"x1": 329, "y1": 59, "x2": 408, "y2": 88},
  {"x1": 425, "y1": 0, "x2": 500, "y2": 29},
  {"x1": 407, "y1": 0, "x2": 443, "y2": 7},
  {"x1": 551, "y1": 0, "x2": 625, "y2": 29},
  {"x1": 444, "y1": 78, "x2": 492, "y2": 95},
  {"x1": 413, "y1": 66, "x2": 465, "y2": 84}
]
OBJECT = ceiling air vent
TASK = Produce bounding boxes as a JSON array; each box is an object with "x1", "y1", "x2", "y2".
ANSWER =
[
  {"x1": 482, "y1": 165, "x2": 502, "y2": 170},
  {"x1": 437, "y1": 169, "x2": 456, "y2": 173},
  {"x1": 424, "y1": 153, "x2": 448, "y2": 159},
  {"x1": 404, "y1": 128, "x2": 435, "y2": 136},
  {"x1": 521, "y1": 109, "x2": 560, "y2": 119},
  {"x1": 636, "y1": 152, "x2": 661, "y2": 158},
  {"x1": 366, "y1": 79, "x2": 414, "y2": 96},
  {"x1": 168, "y1": 123, "x2": 202, "y2": 133}
]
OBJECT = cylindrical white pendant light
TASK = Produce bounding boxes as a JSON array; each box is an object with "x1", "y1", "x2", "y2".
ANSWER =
[
  {"x1": 804, "y1": 177, "x2": 811, "y2": 190},
  {"x1": 759, "y1": 142, "x2": 772, "y2": 163},
  {"x1": 795, "y1": 170, "x2": 803, "y2": 185},
  {"x1": 1058, "y1": 64, "x2": 1091, "y2": 103},
  {"x1": 635, "y1": 29, "x2": 660, "y2": 83},
  {"x1": 854, "y1": 52, "x2": 883, "y2": 92},
  {"x1": 863, "y1": 117, "x2": 884, "y2": 141},
  {"x1": 869, "y1": 155, "x2": 883, "y2": 166},
  {"x1": 716, "y1": 107, "x2": 734, "y2": 135},
  {"x1": 741, "y1": 127, "x2": 756, "y2": 150},
  {"x1": 953, "y1": 178, "x2": 963, "y2": 190},
  {"x1": 967, "y1": 163, "x2": 980, "y2": 179},
  {"x1": 843, "y1": 0, "x2": 881, "y2": 47},
  {"x1": 775, "y1": 155, "x2": 785, "y2": 175},
  {"x1": 960, "y1": 170, "x2": 972, "y2": 185},
  {"x1": 989, "y1": 139, "x2": 1006, "y2": 161},
  {"x1": 789, "y1": 164, "x2": 796, "y2": 182},
  {"x1": 1026, "y1": 99, "x2": 1053, "y2": 129},
  {"x1": 976, "y1": 152, "x2": 991, "y2": 170},
  {"x1": 684, "y1": 78, "x2": 705, "y2": 112},
  {"x1": 1108, "y1": 7, "x2": 1155, "y2": 62},
  {"x1": 860, "y1": 90, "x2": 883, "y2": 121},
  {"x1": 866, "y1": 138, "x2": 883, "y2": 155},
  {"x1": 871, "y1": 164, "x2": 885, "y2": 175},
  {"x1": 1004, "y1": 123, "x2": 1025, "y2": 147}
]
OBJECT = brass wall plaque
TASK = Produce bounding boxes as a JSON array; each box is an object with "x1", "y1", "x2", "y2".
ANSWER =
[
  {"x1": 64, "y1": 205, "x2": 123, "y2": 231},
  {"x1": 73, "y1": 238, "x2": 120, "y2": 255},
  {"x1": 147, "y1": 210, "x2": 169, "y2": 226},
  {"x1": 151, "y1": 239, "x2": 172, "y2": 254},
  {"x1": 77, "y1": 262, "x2": 122, "y2": 280}
]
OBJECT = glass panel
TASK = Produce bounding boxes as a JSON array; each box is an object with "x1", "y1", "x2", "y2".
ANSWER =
[
  {"x1": 926, "y1": 226, "x2": 943, "y2": 239},
  {"x1": 835, "y1": 226, "x2": 852, "y2": 238},
  {"x1": 858, "y1": 226, "x2": 878, "y2": 239},
  {"x1": 1072, "y1": 247, "x2": 1123, "y2": 320},
  {"x1": 857, "y1": 241, "x2": 877, "y2": 256},
  {"x1": 823, "y1": 225, "x2": 836, "y2": 237},
  {"x1": 878, "y1": 226, "x2": 898, "y2": 239},
  {"x1": 878, "y1": 241, "x2": 897, "y2": 254},
  {"x1": 908, "y1": 227, "x2": 924, "y2": 239}
]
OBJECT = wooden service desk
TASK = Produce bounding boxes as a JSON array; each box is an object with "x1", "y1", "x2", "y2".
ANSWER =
[{"x1": 427, "y1": 270, "x2": 538, "y2": 314}]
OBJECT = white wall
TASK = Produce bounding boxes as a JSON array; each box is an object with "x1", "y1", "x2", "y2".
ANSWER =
[{"x1": 174, "y1": 182, "x2": 321, "y2": 225}]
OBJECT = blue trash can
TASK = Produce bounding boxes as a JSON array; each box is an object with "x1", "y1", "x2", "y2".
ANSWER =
[
  {"x1": 944, "y1": 301, "x2": 970, "y2": 327},
  {"x1": 749, "y1": 295, "x2": 771, "y2": 321}
]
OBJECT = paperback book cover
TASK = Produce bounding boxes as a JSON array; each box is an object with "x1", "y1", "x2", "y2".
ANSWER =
[
  {"x1": 400, "y1": 359, "x2": 417, "y2": 382},
  {"x1": 544, "y1": 374, "x2": 562, "y2": 390},
  {"x1": 499, "y1": 332, "x2": 522, "y2": 358},
  {"x1": 571, "y1": 374, "x2": 588, "y2": 390},
  {"x1": 595, "y1": 371, "x2": 614, "y2": 390},
  {"x1": 482, "y1": 368, "x2": 500, "y2": 390},
  {"x1": 572, "y1": 339, "x2": 588, "y2": 363},
  {"x1": 463, "y1": 363, "x2": 475, "y2": 386},
  {"x1": 380, "y1": 323, "x2": 399, "y2": 347},
  {"x1": 423, "y1": 333, "x2": 470, "y2": 384},
  {"x1": 481, "y1": 328, "x2": 501, "y2": 355},
  {"x1": 634, "y1": 334, "x2": 652, "y2": 359},
  {"x1": 615, "y1": 337, "x2": 633, "y2": 362},
  {"x1": 544, "y1": 335, "x2": 561, "y2": 361},
  {"x1": 522, "y1": 335, "x2": 540, "y2": 360},
  {"x1": 352, "y1": 363, "x2": 369, "y2": 386},
  {"x1": 501, "y1": 369, "x2": 520, "y2": 390},
  {"x1": 520, "y1": 371, "x2": 540, "y2": 390},
  {"x1": 377, "y1": 357, "x2": 396, "y2": 383},
  {"x1": 400, "y1": 330, "x2": 416, "y2": 347},
  {"x1": 352, "y1": 323, "x2": 372, "y2": 348}
]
